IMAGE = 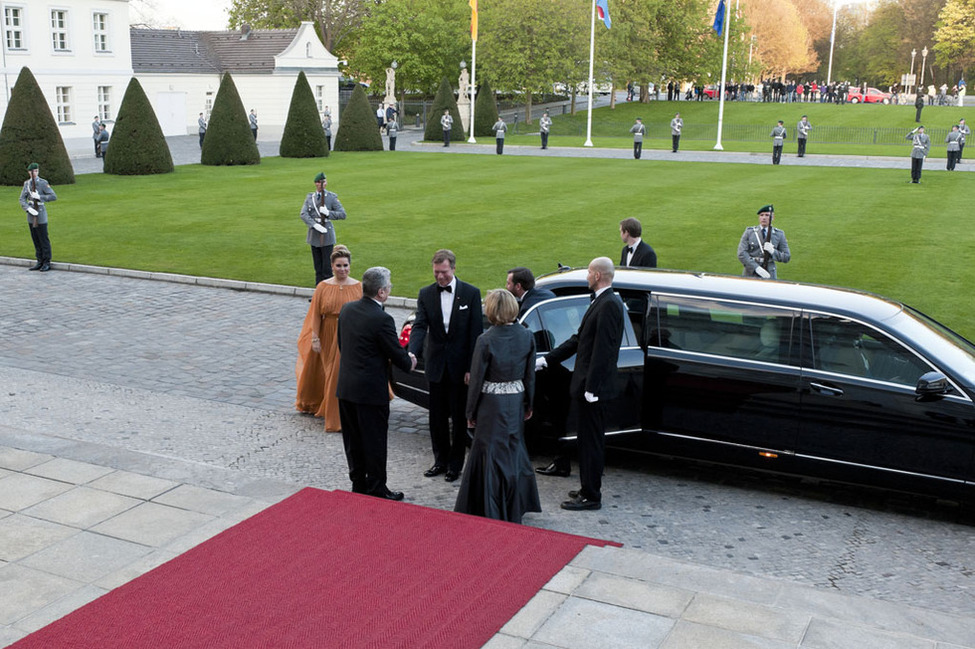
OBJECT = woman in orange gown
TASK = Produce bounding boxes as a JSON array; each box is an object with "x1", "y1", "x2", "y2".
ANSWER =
[{"x1": 295, "y1": 246, "x2": 361, "y2": 431}]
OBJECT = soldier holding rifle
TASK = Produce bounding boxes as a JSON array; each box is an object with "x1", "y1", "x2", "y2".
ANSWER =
[
  {"x1": 300, "y1": 171, "x2": 347, "y2": 286},
  {"x1": 19, "y1": 163, "x2": 57, "y2": 272},
  {"x1": 737, "y1": 204, "x2": 790, "y2": 279}
]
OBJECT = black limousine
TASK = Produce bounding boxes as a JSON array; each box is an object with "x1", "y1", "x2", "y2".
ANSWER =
[{"x1": 392, "y1": 268, "x2": 975, "y2": 499}]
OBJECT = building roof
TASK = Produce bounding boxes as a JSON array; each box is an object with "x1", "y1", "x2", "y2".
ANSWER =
[{"x1": 130, "y1": 27, "x2": 300, "y2": 74}]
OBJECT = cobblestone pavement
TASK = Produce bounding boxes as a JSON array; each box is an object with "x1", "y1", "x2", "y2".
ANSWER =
[{"x1": 2, "y1": 264, "x2": 974, "y2": 618}]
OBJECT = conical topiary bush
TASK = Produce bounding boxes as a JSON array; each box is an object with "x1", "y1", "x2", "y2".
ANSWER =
[
  {"x1": 0, "y1": 67, "x2": 75, "y2": 185},
  {"x1": 424, "y1": 77, "x2": 465, "y2": 143},
  {"x1": 103, "y1": 77, "x2": 174, "y2": 175},
  {"x1": 473, "y1": 79, "x2": 499, "y2": 138},
  {"x1": 280, "y1": 71, "x2": 329, "y2": 158},
  {"x1": 333, "y1": 84, "x2": 383, "y2": 152},
  {"x1": 201, "y1": 72, "x2": 260, "y2": 166}
]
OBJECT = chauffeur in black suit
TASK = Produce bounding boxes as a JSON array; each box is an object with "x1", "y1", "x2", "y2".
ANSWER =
[
  {"x1": 507, "y1": 267, "x2": 556, "y2": 318},
  {"x1": 336, "y1": 267, "x2": 416, "y2": 500},
  {"x1": 409, "y1": 249, "x2": 483, "y2": 482},
  {"x1": 536, "y1": 257, "x2": 625, "y2": 511},
  {"x1": 619, "y1": 217, "x2": 657, "y2": 268}
]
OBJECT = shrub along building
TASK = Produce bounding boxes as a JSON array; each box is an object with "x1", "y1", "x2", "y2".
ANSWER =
[{"x1": 0, "y1": 0, "x2": 340, "y2": 140}]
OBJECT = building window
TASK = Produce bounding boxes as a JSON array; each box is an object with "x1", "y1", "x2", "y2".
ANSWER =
[
  {"x1": 56, "y1": 86, "x2": 72, "y2": 123},
  {"x1": 51, "y1": 10, "x2": 69, "y2": 51},
  {"x1": 4, "y1": 7, "x2": 24, "y2": 50},
  {"x1": 315, "y1": 85, "x2": 324, "y2": 112},
  {"x1": 92, "y1": 12, "x2": 109, "y2": 52},
  {"x1": 205, "y1": 91, "x2": 214, "y2": 115},
  {"x1": 97, "y1": 86, "x2": 111, "y2": 121}
]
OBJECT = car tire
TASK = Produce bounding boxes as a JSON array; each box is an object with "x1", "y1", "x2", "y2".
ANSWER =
[
  {"x1": 850, "y1": 97, "x2": 860, "y2": 104},
  {"x1": 883, "y1": 98, "x2": 891, "y2": 105}
]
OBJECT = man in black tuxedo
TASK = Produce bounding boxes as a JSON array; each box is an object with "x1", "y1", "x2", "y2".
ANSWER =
[
  {"x1": 536, "y1": 257, "x2": 624, "y2": 511},
  {"x1": 507, "y1": 267, "x2": 556, "y2": 318},
  {"x1": 619, "y1": 218, "x2": 657, "y2": 268},
  {"x1": 409, "y1": 249, "x2": 483, "y2": 482},
  {"x1": 337, "y1": 267, "x2": 416, "y2": 500}
]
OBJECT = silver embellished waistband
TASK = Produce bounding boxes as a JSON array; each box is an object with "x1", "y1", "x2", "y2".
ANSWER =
[{"x1": 482, "y1": 380, "x2": 524, "y2": 394}]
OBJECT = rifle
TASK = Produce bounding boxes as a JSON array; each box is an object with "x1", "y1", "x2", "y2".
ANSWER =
[
  {"x1": 761, "y1": 205, "x2": 774, "y2": 272},
  {"x1": 28, "y1": 176, "x2": 40, "y2": 227}
]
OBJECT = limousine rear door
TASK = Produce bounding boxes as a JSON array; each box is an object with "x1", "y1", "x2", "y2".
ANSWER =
[
  {"x1": 797, "y1": 312, "x2": 975, "y2": 483},
  {"x1": 644, "y1": 294, "x2": 802, "y2": 455},
  {"x1": 521, "y1": 293, "x2": 643, "y2": 442}
]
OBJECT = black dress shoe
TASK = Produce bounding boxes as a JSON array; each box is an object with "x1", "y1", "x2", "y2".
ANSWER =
[
  {"x1": 424, "y1": 464, "x2": 447, "y2": 478},
  {"x1": 39, "y1": 263, "x2": 51, "y2": 272},
  {"x1": 568, "y1": 489, "x2": 580, "y2": 499},
  {"x1": 378, "y1": 489, "x2": 404, "y2": 501},
  {"x1": 536, "y1": 463, "x2": 570, "y2": 477},
  {"x1": 444, "y1": 471, "x2": 460, "y2": 482},
  {"x1": 28, "y1": 262, "x2": 42, "y2": 271},
  {"x1": 561, "y1": 495, "x2": 601, "y2": 511}
]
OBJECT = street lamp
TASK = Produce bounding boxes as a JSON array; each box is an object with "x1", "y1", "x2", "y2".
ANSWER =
[{"x1": 919, "y1": 46, "x2": 929, "y2": 95}]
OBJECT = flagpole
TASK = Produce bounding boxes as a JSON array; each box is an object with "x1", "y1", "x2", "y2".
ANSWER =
[
  {"x1": 468, "y1": 39, "x2": 477, "y2": 143},
  {"x1": 584, "y1": 0, "x2": 596, "y2": 147},
  {"x1": 714, "y1": 1, "x2": 731, "y2": 151}
]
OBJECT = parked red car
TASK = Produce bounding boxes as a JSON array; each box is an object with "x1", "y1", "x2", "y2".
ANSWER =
[{"x1": 848, "y1": 87, "x2": 893, "y2": 104}]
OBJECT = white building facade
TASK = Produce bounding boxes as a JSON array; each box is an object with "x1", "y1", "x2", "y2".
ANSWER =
[{"x1": 1, "y1": 0, "x2": 340, "y2": 140}]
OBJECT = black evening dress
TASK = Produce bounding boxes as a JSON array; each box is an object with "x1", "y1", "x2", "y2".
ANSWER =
[{"x1": 454, "y1": 323, "x2": 541, "y2": 523}]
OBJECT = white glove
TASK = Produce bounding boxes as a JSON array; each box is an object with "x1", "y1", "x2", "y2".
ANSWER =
[
  {"x1": 535, "y1": 357, "x2": 548, "y2": 371},
  {"x1": 26, "y1": 207, "x2": 38, "y2": 216},
  {"x1": 763, "y1": 241, "x2": 775, "y2": 254},
  {"x1": 584, "y1": 391, "x2": 599, "y2": 403},
  {"x1": 318, "y1": 206, "x2": 329, "y2": 217},
  {"x1": 312, "y1": 223, "x2": 327, "y2": 233},
  {"x1": 755, "y1": 267, "x2": 771, "y2": 279},
  {"x1": 29, "y1": 191, "x2": 40, "y2": 200}
]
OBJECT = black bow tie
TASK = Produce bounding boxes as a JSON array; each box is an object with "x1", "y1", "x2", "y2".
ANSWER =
[
  {"x1": 437, "y1": 285, "x2": 452, "y2": 293},
  {"x1": 625, "y1": 246, "x2": 633, "y2": 255}
]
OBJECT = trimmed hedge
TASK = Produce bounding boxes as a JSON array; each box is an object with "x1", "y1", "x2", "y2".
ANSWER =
[
  {"x1": 0, "y1": 67, "x2": 75, "y2": 185},
  {"x1": 423, "y1": 77, "x2": 466, "y2": 142},
  {"x1": 280, "y1": 71, "x2": 329, "y2": 158},
  {"x1": 104, "y1": 77, "x2": 174, "y2": 175},
  {"x1": 473, "y1": 80, "x2": 499, "y2": 138},
  {"x1": 333, "y1": 84, "x2": 383, "y2": 152},
  {"x1": 201, "y1": 73, "x2": 261, "y2": 166}
]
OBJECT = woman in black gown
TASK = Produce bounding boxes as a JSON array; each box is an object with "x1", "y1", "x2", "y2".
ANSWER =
[{"x1": 454, "y1": 289, "x2": 541, "y2": 523}]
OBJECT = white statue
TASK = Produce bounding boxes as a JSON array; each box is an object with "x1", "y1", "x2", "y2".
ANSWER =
[
  {"x1": 384, "y1": 67, "x2": 396, "y2": 101},
  {"x1": 458, "y1": 68, "x2": 470, "y2": 102}
]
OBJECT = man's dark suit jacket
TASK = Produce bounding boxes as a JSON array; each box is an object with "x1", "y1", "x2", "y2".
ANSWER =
[
  {"x1": 518, "y1": 287, "x2": 556, "y2": 318},
  {"x1": 620, "y1": 241, "x2": 657, "y2": 268},
  {"x1": 409, "y1": 280, "x2": 482, "y2": 384},
  {"x1": 546, "y1": 289, "x2": 625, "y2": 399},
  {"x1": 337, "y1": 297, "x2": 413, "y2": 405}
]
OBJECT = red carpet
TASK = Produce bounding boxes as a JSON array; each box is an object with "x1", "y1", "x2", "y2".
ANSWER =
[{"x1": 14, "y1": 488, "x2": 618, "y2": 649}]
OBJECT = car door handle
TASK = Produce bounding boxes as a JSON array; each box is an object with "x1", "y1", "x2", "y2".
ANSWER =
[{"x1": 809, "y1": 382, "x2": 844, "y2": 396}]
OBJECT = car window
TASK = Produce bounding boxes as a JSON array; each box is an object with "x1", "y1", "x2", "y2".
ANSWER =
[
  {"x1": 649, "y1": 295, "x2": 796, "y2": 365},
  {"x1": 808, "y1": 315, "x2": 931, "y2": 386},
  {"x1": 523, "y1": 294, "x2": 633, "y2": 352}
]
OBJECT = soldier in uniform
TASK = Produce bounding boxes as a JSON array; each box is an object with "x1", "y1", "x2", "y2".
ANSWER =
[
  {"x1": 440, "y1": 109, "x2": 453, "y2": 147},
  {"x1": 630, "y1": 117, "x2": 647, "y2": 159},
  {"x1": 737, "y1": 205, "x2": 790, "y2": 279},
  {"x1": 539, "y1": 110, "x2": 552, "y2": 149},
  {"x1": 92, "y1": 116, "x2": 101, "y2": 157},
  {"x1": 386, "y1": 118, "x2": 398, "y2": 151},
  {"x1": 492, "y1": 117, "x2": 507, "y2": 155},
  {"x1": 670, "y1": 112, "x2": 683, "y2": 152},
  {"x1": 322, "y1": 114, "x2": 333, "y2": 151},
  {"x1": 906, "y1": 126, "x2": 930, "y2": 183},
  {"x1": 945, "y1": 124, "x2": 962, "y2": 171},
  {"x1": 796, "y1": 115, "x2": 812, "y2": 157},
  {"x1": 19, "y1": 163, "x2": 58, "y2": 272},
  {"x1": 770, "y1": 120, "x2": 786, "y2": 164},
  {"x1": 198, "y1": 113, "x2": 207, "y2": 148},
  {"x1": 299, "y1": 172, "x2": 347, "y2": 286},
  {"x1": 249, "y1": 109, "x2": 258, "y2": 140}
]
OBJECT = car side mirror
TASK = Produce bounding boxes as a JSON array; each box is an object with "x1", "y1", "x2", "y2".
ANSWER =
[{"x1": 915, "y1": 371, "x2": 952, "y2": 401}]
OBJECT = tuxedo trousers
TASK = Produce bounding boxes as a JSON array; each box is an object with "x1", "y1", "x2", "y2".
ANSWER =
[
  {"x1": 339, "y1": 399, "x2": 390, "y2": 496},
  {"x1": 428, "y1": 378, "x2": 468, "y2": 473}
]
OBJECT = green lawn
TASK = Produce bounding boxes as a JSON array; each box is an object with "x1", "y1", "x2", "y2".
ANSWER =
[
  {"x1": 506, "y1": 100, "x2": 970, "y2": 156},
  {"x1": 3, "y1": 151, "x2": 974, "y2": 338}
]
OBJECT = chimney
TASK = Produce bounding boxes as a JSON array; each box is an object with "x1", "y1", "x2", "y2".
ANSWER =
[{"x1": 240, "y1": 24, "x2": 251, "y2": 40}]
